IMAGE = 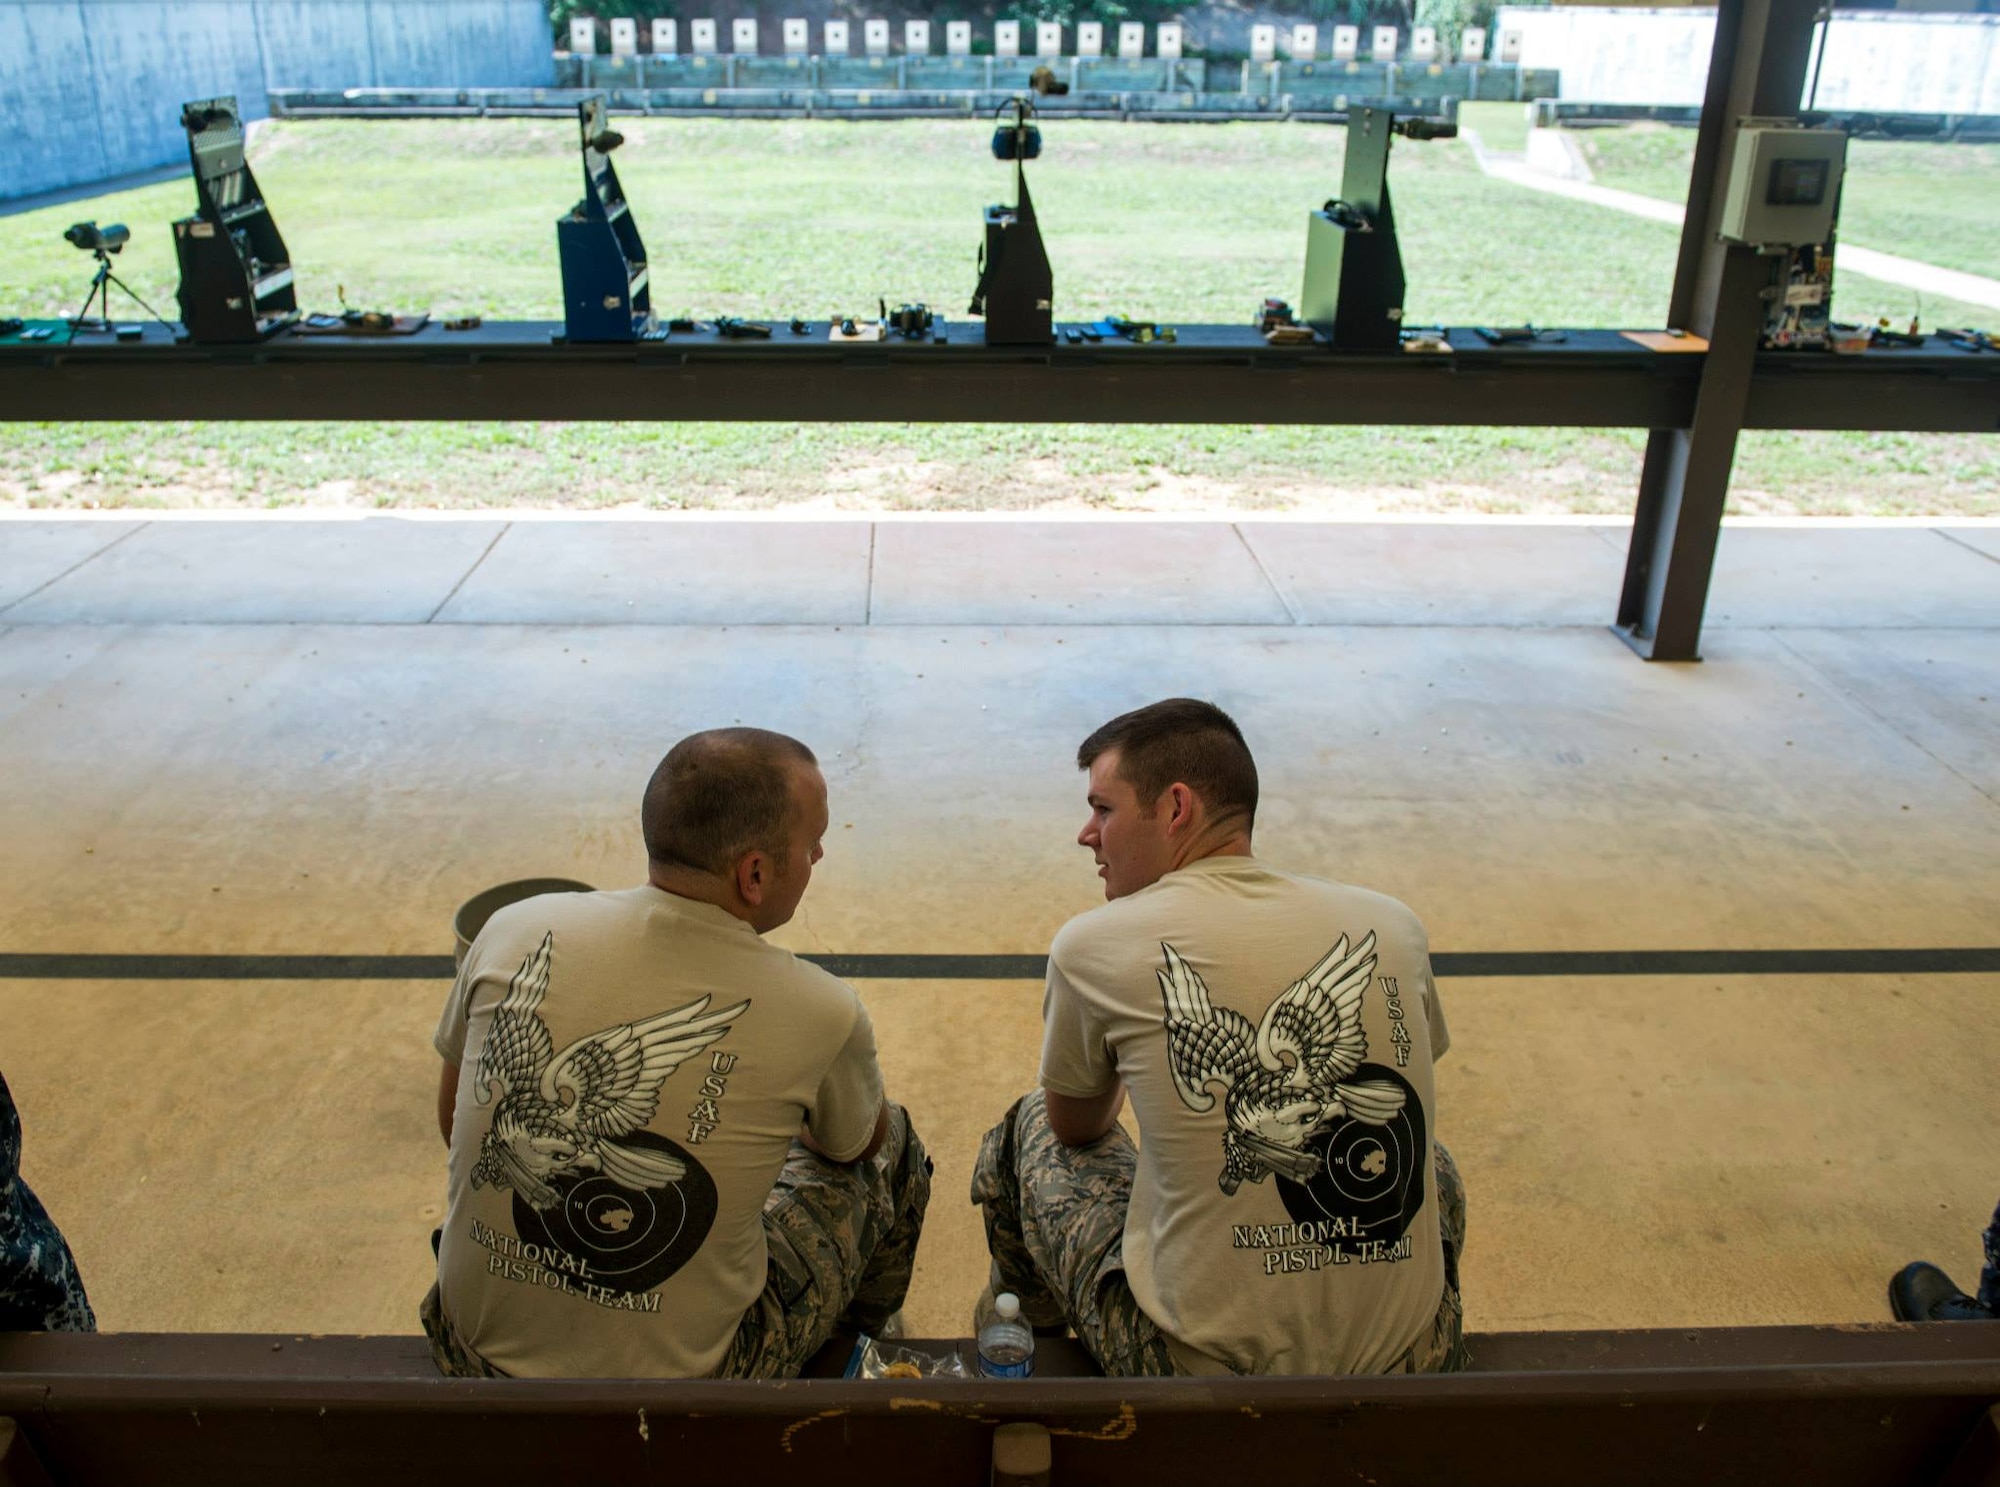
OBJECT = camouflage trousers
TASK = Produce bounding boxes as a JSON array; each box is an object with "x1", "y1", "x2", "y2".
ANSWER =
[
  {"x1": 1981, "y1": 1195, "x2": 2000, "y2": 1314},
  {"x1": 970, "y1": 1091, "x2": 1466, "y2": 1377},
  {"x1": 0, "y1": 1071, "x2": 95, "y2": 1334},
  {"x1": 422, "y1": 1103, "x2": 932, "y2": 1379}
]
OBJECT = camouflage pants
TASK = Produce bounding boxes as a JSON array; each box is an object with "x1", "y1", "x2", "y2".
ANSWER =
[
  {"x1": 420, "y1": 1278, "x2": 505, "y2": 1378},
  {"x1": 422, "y1": 1103, "x2": 932, "y2": 1379},
  {"x1": 714, "y1": 1102, "x2": 932, "y2": 1378},
  {"x1": 970, "y1": 1091, "x2": 1466, "y2": 1377},
  {"x1": 1980, "y1": 1196, "x2": 2000, "y2": 1314},
  {"x1": 0, "y1": 1071, "x2": 95, "y2": 1334}
]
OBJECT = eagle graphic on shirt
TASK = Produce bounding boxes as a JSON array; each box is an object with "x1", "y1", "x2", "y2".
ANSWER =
[
  {"x1": 470, "y1": 932, "x2": 748, "y2": 1212},
  {"x1": 1159, "y1": 932, "x2": 1407, "y2": 1195}
]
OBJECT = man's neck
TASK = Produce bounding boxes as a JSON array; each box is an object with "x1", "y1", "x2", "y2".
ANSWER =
[
  {"x1": 1167, "y1": 827, "x2": 1255, "y2": 876},
  {"x1": 646, "y1": 862, "x2": 759, "y2": 929}
]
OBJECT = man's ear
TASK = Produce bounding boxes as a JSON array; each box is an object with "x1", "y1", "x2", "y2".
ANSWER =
[
  {"x1": 1166, "y1": 782, "x2": 1198, "y2": 835},
  {"x1": 735, "y1": 850, "x2": 768, "y2": 906}
]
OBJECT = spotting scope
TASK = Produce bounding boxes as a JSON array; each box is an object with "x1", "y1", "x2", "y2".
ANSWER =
[{"x1": 64, "y1": 221, "x2": 131, "y2": 254}]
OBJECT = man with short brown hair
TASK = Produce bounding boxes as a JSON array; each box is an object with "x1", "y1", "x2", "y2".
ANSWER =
[
  {"x1": 427, "y1": 727, "x2": 930, "y2": 1378},
  {"x1": 972, "y1": 698, "x2": 1464, "y2": 1377}
]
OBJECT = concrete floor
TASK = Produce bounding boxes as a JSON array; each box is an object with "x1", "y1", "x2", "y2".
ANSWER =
[{"x1": 0, "y1": 513, "x2": 1994, "y2": 1343}]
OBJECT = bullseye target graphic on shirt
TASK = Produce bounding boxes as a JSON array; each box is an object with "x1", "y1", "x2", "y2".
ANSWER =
[
  {"x1": 1278, "y1": 1063, "x2": 1428, "y2": 1243},
  {"x1": 512, "y1": 1131, "x2": 718, "y2": 1294}
]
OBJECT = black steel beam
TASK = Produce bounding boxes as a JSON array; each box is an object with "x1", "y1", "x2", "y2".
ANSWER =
[
  {"x1": 1618, "y1": 0, "x2": 1824, "y2": 661},
  {"x1": 1, "y1": 325, "x2": 1993, "y2": 428},
  {"x1": 1744, "y1": 355, "x2": 2000, "y2": 432},
  {"x1": 3, "y1": 1326, "x2": 1999, "y2": 1487}
]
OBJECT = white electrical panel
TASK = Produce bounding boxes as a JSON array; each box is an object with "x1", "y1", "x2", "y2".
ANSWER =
[{"x1": 1719, "y1": 123, "x2": 1847, "y2": 247}]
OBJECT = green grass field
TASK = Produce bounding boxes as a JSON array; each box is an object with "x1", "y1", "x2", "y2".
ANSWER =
[
  {"x1": 1, "y1": 117, "x2": 1993, "y2": 515},
  {"x1": 1578, "y1": 123, "x2": 2000, "y2": 287}
]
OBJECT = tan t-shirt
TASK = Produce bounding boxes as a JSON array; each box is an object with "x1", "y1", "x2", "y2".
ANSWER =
[
  {"x1": 1040, "y1": 855, "x2": 1450, "y2": 1377},
  {"x1": 434, "y1": 885, "x2": 882, "y2": 1378}
]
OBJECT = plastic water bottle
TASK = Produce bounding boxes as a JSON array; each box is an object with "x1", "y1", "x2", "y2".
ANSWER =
[{"x1": 977, "y1": 1291, "x2": 1036, "y2": 1379}]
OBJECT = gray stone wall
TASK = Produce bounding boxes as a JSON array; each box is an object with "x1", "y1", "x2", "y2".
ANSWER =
[{"x1": 2, "y1": 0, "x2": 553, "y2": 203}]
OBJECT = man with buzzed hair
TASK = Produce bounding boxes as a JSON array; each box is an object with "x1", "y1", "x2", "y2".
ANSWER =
[
  {"x1": 426, "y1": 727, "x2": 930, "y2": 1378},
  {"x1": 972, "y1": 698, "x2": 1464, "y2": 1377}
]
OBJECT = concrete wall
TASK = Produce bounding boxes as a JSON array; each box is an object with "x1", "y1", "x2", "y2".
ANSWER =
[
  {"x1": 1, "y1": 0, "x2": 553, "y2": 202},
  {"x1": 1496, "y1": 5, "x2": 2000, "y2": 111},
  {"x1": 1807, "y1": 11, "x2": 2000, "y2": 114}
]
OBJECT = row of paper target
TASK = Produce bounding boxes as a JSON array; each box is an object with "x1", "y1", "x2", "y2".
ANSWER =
[{"x1": 566, "y1": 17, "x2": 1525, "y2": 66}]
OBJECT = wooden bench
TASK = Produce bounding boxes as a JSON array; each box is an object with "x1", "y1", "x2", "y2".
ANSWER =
[{"x1": 3, "y1": 1324, "x2": 1996, "y2": 1486}]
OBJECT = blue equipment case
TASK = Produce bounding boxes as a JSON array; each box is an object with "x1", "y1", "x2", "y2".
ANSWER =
[{"x1": 557, "y1": 95, "x2": 654, "y2": 342}]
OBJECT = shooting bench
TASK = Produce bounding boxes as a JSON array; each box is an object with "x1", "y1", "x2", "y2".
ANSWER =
[
  {"x1": 2, "y1": 321, "x2": 1995, "y2": 432},
  {"x1": 2, "y1": 1323, "x2": 1996, "y2": 1486}
]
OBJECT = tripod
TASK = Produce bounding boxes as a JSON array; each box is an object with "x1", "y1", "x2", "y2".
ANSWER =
[{"x1": 70, "y1": 249, "x2": 169, "y2": 334}]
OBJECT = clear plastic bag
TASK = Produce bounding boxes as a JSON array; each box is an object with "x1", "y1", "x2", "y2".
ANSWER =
[{"x1": 846, "y1": 1336, "x2": 971, "y2": 1380}]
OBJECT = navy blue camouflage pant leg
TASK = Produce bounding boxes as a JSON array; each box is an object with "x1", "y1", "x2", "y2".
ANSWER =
[
  {"x1": 422, "y1": 1103, "x2": 931, "y2": 1378},
  {"x1": 0, "y1": 1071, "x2": 95, "y2": 1333},
  {"x1": 971, "y1": 1090, "x2": 1466, "y2": 1376},
  {"x1": 1980, "y1": 1195, "x2": 2000, "y2": 1315}
]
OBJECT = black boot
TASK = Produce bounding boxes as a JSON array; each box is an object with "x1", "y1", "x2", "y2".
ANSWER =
[{"x1": 1889, "y1": 1261, "x2": 1998, "y2": 1322}]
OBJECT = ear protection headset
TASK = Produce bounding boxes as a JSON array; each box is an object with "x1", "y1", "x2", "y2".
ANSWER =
[{"x1": 990, "y1": 100, "x2": 1042, "y2": 161}]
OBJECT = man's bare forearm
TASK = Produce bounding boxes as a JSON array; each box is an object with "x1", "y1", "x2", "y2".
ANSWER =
[
  {"x1": 1046, "y1": 1081, "x2": 1125, "y2": 1146},
  {"x1": 800, "y1": 1100, "x2": 889, "y2": 1165},
  {"x1": 437, "y1": 1060, "x2": 460, "y2": 1147}
]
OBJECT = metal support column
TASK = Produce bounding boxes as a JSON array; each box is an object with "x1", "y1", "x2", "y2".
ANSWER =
[{"x1": 1616, "y1": 0, "x2": 1818, "y2": 660}]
